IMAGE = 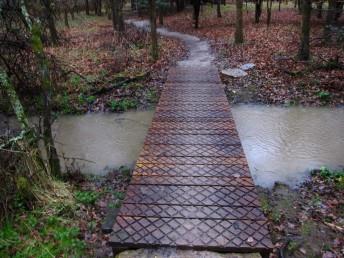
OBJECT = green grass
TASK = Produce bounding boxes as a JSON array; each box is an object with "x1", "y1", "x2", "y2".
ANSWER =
[
  {"x1": 55, "y1": 92, "x2": 74, "y2": 114},
  {"x1": 316, "y1": 167, "x2": 344, "y2": 189},
  {"x1": 317, "y1": 90, "x2": 331, "y2": 102},
  {"x1": 75, "y1": 190, "x2": 100, "y2": 205},
  {"x1": 56, "y1": 13, "x2": 107, "y2": 30},
  {"x1": 108, "y1": 98, "x2": 138, "y2": 112},
  {"x1": 0, "y1": 211, "x2": 85, "y2": 258},
  {"x1": 146, "y1": 89, "x2": 159, "y2": 103}
]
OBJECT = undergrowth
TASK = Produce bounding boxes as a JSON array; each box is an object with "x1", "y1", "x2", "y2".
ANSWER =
[{"x1": 0, "y1": 186, "x2": 86, "y2": 258}]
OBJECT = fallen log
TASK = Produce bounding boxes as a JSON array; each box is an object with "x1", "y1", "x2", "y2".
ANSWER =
[{"x1": 88, "y1": 72, "x2": 149, "y2": 96}]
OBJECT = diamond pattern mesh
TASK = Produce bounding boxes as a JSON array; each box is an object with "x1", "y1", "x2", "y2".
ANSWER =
[{"x1": 109, "y1": 60, "x2": 272, "y2": 253}]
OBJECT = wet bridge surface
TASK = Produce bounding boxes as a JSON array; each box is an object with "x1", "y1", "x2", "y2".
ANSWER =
[{"x1": 109, "y1": 22, "x2": 272, "y2": 255}]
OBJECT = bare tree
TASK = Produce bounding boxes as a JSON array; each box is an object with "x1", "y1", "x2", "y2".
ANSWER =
[
  {"x1": 20, "y1": 0, "x2": 61, "y2": 177},
  {"x1": 316, "y1": 1, "x2": 323, "y2": 18},
  {"x1": 193, "y1": 0, "x2": 201, "y2": 28},
  {"x1": 85, "y1": 0, "x2": 90, "y2": 15},
  {"x1": 266, "y1": 0, "x2": 273, "y2": 26},
  {"x1": 255, "y1": 0, "x2": 262, "y2": 23},
  {"x1": 323, "y1": 0, "x2": 336, "y2": 41},
  {"x1": 41, "y1": 0, "x2": 59, "y2": 45},
  {"x1": 217, "y1": 0, "x2": 222, "y2": 17},
  {"x1": 149, "y1": 0, "x2": 159, "y2": 60},
  {"x1": 299, "y1": 0, "x2": 312, "y2": 60},
  {"x1": 111, "y1": 0, "x2": 124, "y2": 33},
  {"x1": 235, "y1": 0, "x2": 244, "y2": 43}
]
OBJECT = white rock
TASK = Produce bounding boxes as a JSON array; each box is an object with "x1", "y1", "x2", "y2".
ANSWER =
[
  {"x1": 118, "y1": 248, "x2": 262, "y2": 258},
  {"x1": 239, "y1": 63, "x2": 255, "y2": 71},
  {"x1": 221, "y1": 68, "x2": 247, "y2": 78}
]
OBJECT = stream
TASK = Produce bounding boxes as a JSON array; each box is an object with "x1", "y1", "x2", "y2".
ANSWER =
[
  {"x1": 232, "y1": 105, "x2": 344, "y2": 188},
  {"x1": 1, "y1": 105, "x2": 343, "y2": 188},
  {"x1": 53, "y1": 105, "x2": 344, "y2": 188}
]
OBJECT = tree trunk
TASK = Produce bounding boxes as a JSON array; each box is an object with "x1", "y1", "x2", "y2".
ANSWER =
[
  {"x1": 131, "y1": 0, "x2": 137, "y2": 10},
  {"x1": 20, "y1": 0, "x2": 61, "y2": 177},
  {"x1": 111, "y1": 0, "x2": 117, "y2": 29},
  {"x1": 107, "y1": 2, "x2": 111, "y2": 20},
  {"x1": 86, "y1": 0, "x2": 90, "y2": 14},
  {"x1": 41, "y1": 0, "x2": 58, "y2": 45},
  {"x1": 70, "y1": 8, "x2": 75, "y2": 19},
  {"x1": 64, "y1": 9, "x2": 69, "y2": 27},
  {"x1": 235, "y1": 0, "x2": 244, "y2": 43},
  {"x1": 176, "y1": 0, "x2": 185, "y2": 12},
  {"x1": 255, "y1": 0, "x2": 262, "y2": 23},
  {"x1": 323, "y1": 0, "x2": 336, "y2": 41},
  {"x1": 0, "y1": 70, "x2": 30, "y2": 132},
  {"x1": 278, "y1": 0, "x2": 281, "y2": 11},
  {"x1": 159, "y1": 6, "x2": 164, "y2": 25},
  {"x1": 118, "y1": 0, "x2": 124, "y2": 32},
  {"x1": 112, "y1": 0, "x2": 124, "y2": 33},
  {"x1": 335, "y1": 1, "x2": 343, "y2": 21},
  {"x1": 149, "y1": 0, "x2": 159, "y2": 61},
  {"x1": 193, "y1": 0, "x2": 201, "y2": 28},
  {"x1": 317, "y1": 2, "x2": 323, "y2": 18},
  {"x1": 267, "y1": 0, "x2": 272, "y2": 26},
  {"x1": 297, "y1": 0, "x2": 301, "y2": 12},
  {"x1": 299, "y1": 0, "x2": 311, "y2": 60},
  {"x1": 217, "y1": 0, "x2": 222, "y2": 17}
]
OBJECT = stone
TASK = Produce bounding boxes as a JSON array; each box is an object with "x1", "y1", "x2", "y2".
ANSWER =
[
  {"x1": 117, "y1": 248, "x2": 262, "y2": 258},
  {"x1": 221, "y1": 68, "x2": 248, "y2": 78},
  {"x1": 322, "y1": 252, "x2": 336, "y2": 258},
  {"x1": 239, "y1": 63, "x2": 255, "y2": 71}
]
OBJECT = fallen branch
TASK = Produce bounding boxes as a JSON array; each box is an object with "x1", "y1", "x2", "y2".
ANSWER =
[
  {"x1": 323, "y1": 221, "x2": 344, "y2": 233},
  {"x1": 89, "y1": 71, "x2": 150, "y2": 96}
]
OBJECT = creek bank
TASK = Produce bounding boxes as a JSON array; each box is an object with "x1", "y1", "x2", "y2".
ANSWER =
[{"x1": 258, "y1": 168, "x2": 344, "y2": 258}]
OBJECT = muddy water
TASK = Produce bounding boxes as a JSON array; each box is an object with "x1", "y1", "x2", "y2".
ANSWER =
[
  {"x1": 0, "y1": 110, "x2": 154, "y2": 175},
  {"x1": 53, "y1": 110, "x2": 154, "y2": 175},
  {"x1": 3, "y1": 105, "x2": 342, "y2": 187},
  {"x1": 232, "y1": 105, "x2": 344, "y2": 188}
]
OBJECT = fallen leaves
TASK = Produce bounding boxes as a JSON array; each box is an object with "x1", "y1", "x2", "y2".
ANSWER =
[
  {"x1": 257, "y1": 169, "x2": 344, "y2": 258},
  {"x1": 164, "y1": 7, "x2": 344, "y2": 106},
  {"x1": 46, "y1": 16, "x2": 186, "y2": 113}
]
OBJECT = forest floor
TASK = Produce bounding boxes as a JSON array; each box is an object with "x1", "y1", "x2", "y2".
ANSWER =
[
  {"x1": 259, "y1": 168, "x2": 344, "y2": 258},
  {"x1": 164, "y1": 4, "x2": 344, "y2": 106},
  {"x1": 1, "y1": 166, "x2": 343, "y2": 257},
  {"x1": 45, "y1": 15, "x2": 185, "y2": 114}
]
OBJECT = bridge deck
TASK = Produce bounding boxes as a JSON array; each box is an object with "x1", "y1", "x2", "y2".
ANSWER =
[{"x1": 109, "y1": 65, "x2": 272, "y2": 255}]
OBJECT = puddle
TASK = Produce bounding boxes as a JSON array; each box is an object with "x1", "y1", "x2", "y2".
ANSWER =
[
  {"x1": 232, "y1": 105, "x2": 344, "y2": 188},
  {"x1": 0, "y1": 110, "x2": 154, "y2": 175},
  {"x1": 53, "y1": 110, "x2": 154, "y2": 175}
]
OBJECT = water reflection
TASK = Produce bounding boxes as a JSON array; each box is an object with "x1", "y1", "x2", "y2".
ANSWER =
[{"x1": 232, "y1": 105, "x2": 344, "y2": 188}]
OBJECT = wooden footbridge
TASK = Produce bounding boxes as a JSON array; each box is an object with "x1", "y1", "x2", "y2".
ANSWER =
[{"x1": 108, "y1": 25, "x2": 272, "y2": 256}]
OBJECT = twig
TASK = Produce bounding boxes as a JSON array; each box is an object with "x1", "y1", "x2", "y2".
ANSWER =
[
  {"x1": 323, "y1": 221, "x2": 344, "y2": 233},
  {"x1": 89, "y1": 72, "x2": 149, "y2": 96}
]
